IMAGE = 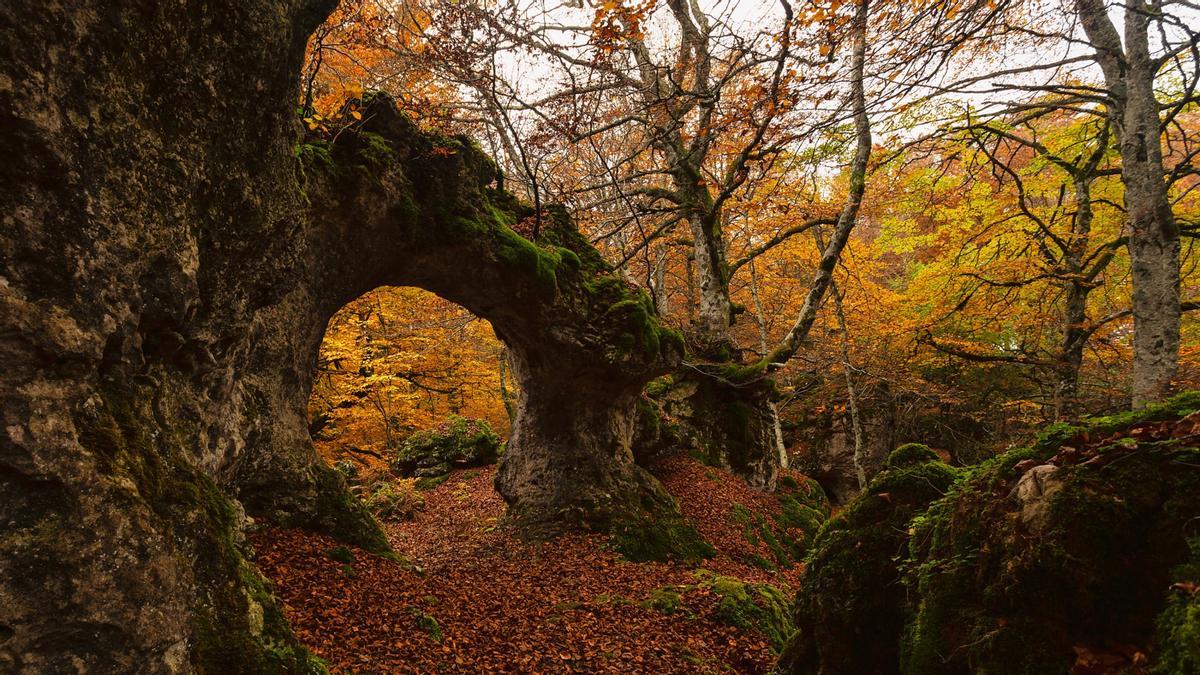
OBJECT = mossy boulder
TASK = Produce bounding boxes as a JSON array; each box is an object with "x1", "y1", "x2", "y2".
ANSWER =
[
  {"x1": 900, "y1": 395, "x2": 1200, "y2": 674},
  {"x1": 777, "y1": 391, "x2": 1200, "y2": 675},
  {"x1": 775, "y1": 474, "x2": 832, "y2": 559},
  {"x1": 696, "y1": 570, "x2": 794, "y2": 651},
  {"x1": 778, "y1": 474, "x2": 831, "y2": 515},
  {"x1": 392, "y1": 416, "x2": 501, "y2": 478},
  {"x1": 778, "y1": 451, "x2": 958, "y2": 674},
  {"x1": 649, "y1": 370, "x2": 781, "y2": 489},
  {"x1": 884, "y1": 442, "x2": 940, "y2": 470}
]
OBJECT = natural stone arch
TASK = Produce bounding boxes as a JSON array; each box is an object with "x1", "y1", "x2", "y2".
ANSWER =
[
  {"x1": 0, "y1": 1, "x2": 696, "y2": 668},
  {"x1": 0, "y1": 0, "x2": 780, "y2": 667},
  {"x1": 233, "y1": 97, "x2": 686, "y2": 534}
]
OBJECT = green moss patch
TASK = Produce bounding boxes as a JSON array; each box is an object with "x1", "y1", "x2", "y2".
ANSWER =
[
  {"x1": 695, "y1": 570, "x2": 794, "y2": 651},
  {"x1": 608, "y1": 509, "x2": 716, "y2": 564},
  {"x1": 901, "y1": 430, "x2": 1200, "y2": 673},
  {"x1": 641, "y1": 586, "x2": 687, "y2": 615},
  {"x1": 884, "y1": 442, "x2": 940, "y2": 470},
  {"x1": 393, "y1": 416, "x2": 501, "y2": 478}
]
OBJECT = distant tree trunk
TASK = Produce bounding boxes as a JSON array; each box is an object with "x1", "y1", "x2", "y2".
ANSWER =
[
  {"x1": 749, "y1": 260, "x2": 789, "y2": 469},
  {"x1": 1075, "y1": 0, "x2": 1180, "y2": 407},
  {"x1": 650, "y1": 247, "x2": 670, "y2": 315},
  {"x1": 831, "y1": 280, "x2": 867, "y2": 489}
]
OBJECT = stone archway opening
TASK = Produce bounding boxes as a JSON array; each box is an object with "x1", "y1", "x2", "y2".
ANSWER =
[{"x1": 307, "y1": 285, "x2": 516, "y2": 484}]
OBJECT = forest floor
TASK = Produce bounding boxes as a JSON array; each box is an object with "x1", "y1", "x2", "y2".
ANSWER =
[{"x1": 251, "y1": 454, "x2": 809, "y2": 673}]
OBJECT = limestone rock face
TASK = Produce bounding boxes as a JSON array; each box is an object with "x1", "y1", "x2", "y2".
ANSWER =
[
  {"x1": 1009, "y1": 463, "x2": 1064, "y2": 533},
  {"x1": 792, "y1": 402, "x2": 897, "y2": 503},
  {"x1": 1, "y1": 0, "x2": 342, "y2": 670},
  {"x1": 652, "y1": 372, "x2": 781, "y2": 489}
]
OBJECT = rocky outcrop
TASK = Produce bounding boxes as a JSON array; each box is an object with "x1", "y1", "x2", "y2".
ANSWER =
[
  {"x1": 789, "y1": 398, "x2": 898, "y2": 503},
  {"x1": 272, "y1": 98, "x2": 686, "y2": 532},
  {"x1": 647, "y1": 369, "x2": 782, "y2": 489},
  {"x1": 392, "y1": 416, "x2": 501, "y2": 479},
  {"x1": 0, "y1": 0, "x2": 686, "y2": 669},
  {"x1": 1, "y1": 0, "x2": 343, "y2": 669},
  {"x1": 777, "y1": 392, "x2": 1200, "y2": 675}
]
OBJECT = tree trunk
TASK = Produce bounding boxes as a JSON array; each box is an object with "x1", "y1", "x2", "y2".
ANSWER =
[
  {"x1": 831, "y1": 282, "x2": 868, "y2": 489},
  {"x1": 1056, "y1": 279, "x2": 1090, "y2": 419},
  {"x1": 1075, "y1": 0, "x2": 1181, "y2": 407},
  {"x1": 1123, "y1": 83, "x2": 1181, "y2": 407},
  {"x1": 749, "y1": 260, "x2": 789, "y2": 469}
]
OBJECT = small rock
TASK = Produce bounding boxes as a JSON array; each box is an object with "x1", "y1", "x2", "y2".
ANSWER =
[{"x1": 1009, "y1": 464, "x2": 1063, "y2": 533}]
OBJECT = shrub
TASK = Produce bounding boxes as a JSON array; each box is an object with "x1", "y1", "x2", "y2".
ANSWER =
[{"x1": 364, "y1": 480, "x2": 425, "y2": 522}]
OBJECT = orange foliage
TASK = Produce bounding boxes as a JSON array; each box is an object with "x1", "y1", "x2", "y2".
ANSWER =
[{"x1": 308, "y1": 287, "x2": 512, "y2": 471}]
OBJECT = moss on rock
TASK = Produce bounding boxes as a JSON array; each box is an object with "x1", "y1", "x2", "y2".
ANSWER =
[
  {"x1": 696, "y1": 570, "x2": 794, "y2": 651},
  {"x1": 649, "y1": 371, "x2": 781, "y2": 489},
  {"x1": 393, "y1": 416, "x2": 501, "y2": 478},
  {"x1": 774, "y1": 474, "x2": 832, "y2": 560},
  {"x1": 900, "y1": 397, "x2": 1200, "y2": 674},
  {"x1": 778, "y1": 452, "x2": 958, "y2": 674},
  {"x1": 778, "y1": 391, "x2": 1200, "y2": 675},
  {"x1": 307, "y1": 464, "x2": 393, "y2": 556},
  {"x1": 1153, "y1": 537, "x2": 1200, "y2": 674},
  {"x1": 78, "y1": 382, "x2": 329, "y2": 673},
  {"x1": 607, "y1": 507, "x2": 716, "y2": 564},
  {"x1": 884, "y1": 442, "x2": 940, "y2": 470}
]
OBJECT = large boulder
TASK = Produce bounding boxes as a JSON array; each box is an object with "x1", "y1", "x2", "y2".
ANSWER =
[
  {"x1": 777, "y1": 392, "x2": 1200, "y2": 675},
  {"x1": 778, "y1": 446, "x2": 958, "y2": 674},
  {"x1": 392, "y1": 416, "x2": 501, "y2": 478}
]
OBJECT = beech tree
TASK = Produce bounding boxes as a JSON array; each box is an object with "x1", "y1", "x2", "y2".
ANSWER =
[{"x1": 1076, "y1": 0, "x2": 1199, "y2": 405}]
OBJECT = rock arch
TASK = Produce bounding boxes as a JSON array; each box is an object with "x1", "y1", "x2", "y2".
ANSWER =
[
  {"x1": 0, "y1": 0, "x2": 685, "y2": 669},
  {"x1": 235, "y1": 98, "x2": 686, "y2": 534}
]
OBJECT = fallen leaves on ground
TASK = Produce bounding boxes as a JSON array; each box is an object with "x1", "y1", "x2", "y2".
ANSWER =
[
  {"x1": 652, "y1": 454, "x2": 807, "y2": 586},
  {"x1": 252, "y1": 457, "x2": 806, "y2": 673}
]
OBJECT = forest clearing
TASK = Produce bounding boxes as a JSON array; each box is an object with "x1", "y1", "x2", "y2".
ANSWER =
[{"x1": 2, "y1": 0, "x2": 1199, "y2": 672}]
